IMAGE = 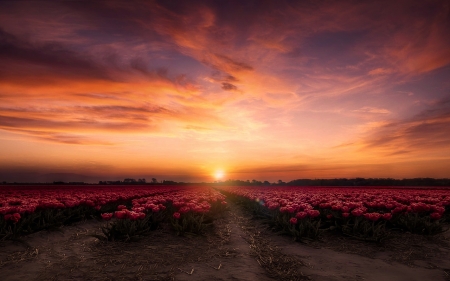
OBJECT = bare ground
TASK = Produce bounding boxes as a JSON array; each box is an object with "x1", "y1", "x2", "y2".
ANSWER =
[{"x1": 1, "y1": 202, "x2": 449, "y2": 281}]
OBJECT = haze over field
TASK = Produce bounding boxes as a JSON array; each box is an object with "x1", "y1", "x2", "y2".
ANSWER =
[{"x1": 1, "y1": 1, "x2": 450, "y2": 183}]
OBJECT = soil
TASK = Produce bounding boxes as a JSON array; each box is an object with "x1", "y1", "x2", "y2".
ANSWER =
[{"x1": 1, "y1": 202, "x2": 449, "y2": 281}]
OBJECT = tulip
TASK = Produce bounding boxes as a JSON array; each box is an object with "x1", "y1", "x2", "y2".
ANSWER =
[
  {"x1": 101, "y1": 213, "x2": 113, "y2": 221},
  {"x1": 430, "y1": 212, "x2": 442, "y2": 220},
  {"x1": 289, "y1": 217, "x2": 298, "y2": 225}
]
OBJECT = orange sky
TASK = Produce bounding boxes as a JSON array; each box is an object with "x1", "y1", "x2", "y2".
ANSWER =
[{"x1": 1, "y1": 1, "x2": 450, "y2": 183}]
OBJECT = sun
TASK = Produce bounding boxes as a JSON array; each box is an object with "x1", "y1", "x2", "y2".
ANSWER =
[{"x1": 214, "y1": 170, "x2": 225, "y2": 180}]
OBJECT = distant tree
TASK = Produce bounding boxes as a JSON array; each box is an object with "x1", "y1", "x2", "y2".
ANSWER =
[{"x1": 151, "y1": 178, "x2": 157, "y2": 184}]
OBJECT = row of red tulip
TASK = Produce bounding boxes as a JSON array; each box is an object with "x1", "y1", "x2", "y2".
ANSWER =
[
  {"x1": 0, "y1": 185, "x2": 180, "y2": 223},
  {"x1": 1, "y1": 185, "x2": 228, "y2": 240},
  {"x1": 218, "y1": 186, "x2": 449, "y2": 222},
  {"x1": 98, "y1": 187, "x2": 228, "y2": 239},
  {"x1": 218, "y1": 186, "x2": 449, "y2": 239},
  {"x1": 99, "y1": 187, "x2": 227, "y2": 222}
]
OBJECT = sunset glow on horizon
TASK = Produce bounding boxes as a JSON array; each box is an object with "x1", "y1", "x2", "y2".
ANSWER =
[{"x1": 1, "y1": 1, "x2": 450, "y2": 183}]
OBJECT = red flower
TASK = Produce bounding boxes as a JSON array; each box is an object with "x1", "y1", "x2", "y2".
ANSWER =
[
  {"x1": 117, "y1": 205, "x2": 127, "y2": 210},
  {"x1": 342, "y1": 212, "x2": 350, "y2": 218},
  {"x1": 295, "y1": 211, "x2": 307, "y2": 219},
  {"x1": 289, "y1": 217, "x2": 298, "y2": 225},
  {"x1": 307, "y1": 210, "x2": 320, "y2": 218},
  {"x1": 326, "y1": 214, "x2": 333, "y2": 219},
  {"x1": 114, "y1": 210, "x2": 127, "y2": 219},
  {"x1": 364, "y1": 212, "x2": 381, "y2": 222},
  {"x1": 128, "y1": 211, "x2": 140, "y2": 221},
  {"x1": 286, "y1": 206, "x2": 295, "y2": 213},
  {"x1": 179, "y1": 206, "x2": 190, "y2": 213},
  {"x1": 101, "y1": 213, "x2": 113, "y2": 221},
  {"x1": 381, "y1": 213, "x2": 392, "y2": 220},
  {"x1": 4, "y1": 213, "x2": 21, "y2": 223},
  {"x1": 173, "y1": 212, "x2": 181, "y2": 219},
  {"x1": 351, "y1": 208, "x2": 365, "y2": 217},
  {"x1": 430, "y1": 212, "x2": 442, "y2": 220}
]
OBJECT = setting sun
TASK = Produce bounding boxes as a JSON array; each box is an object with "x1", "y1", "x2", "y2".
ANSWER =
[{"x1": 214, "y1": 170, "x2": 225, "y2": 181}]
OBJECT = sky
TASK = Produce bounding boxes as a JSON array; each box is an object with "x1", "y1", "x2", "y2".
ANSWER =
[{"x1": 1, "y1": 0, "x2": 450, "y2": 183}]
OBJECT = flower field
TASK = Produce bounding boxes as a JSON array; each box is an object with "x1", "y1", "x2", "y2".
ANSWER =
[
  {"x1": 1, "y1": 184, "x2": 449, "y2": 243},
  {"x1": 1, "y1": 185, "x2": 450, "y2": 280},
  {"x1": 0, "y1": 185, "x2": 227, "y2": 241},
  {"x1": 217, "y1": 186, "x2": 450, "y2": 242}
]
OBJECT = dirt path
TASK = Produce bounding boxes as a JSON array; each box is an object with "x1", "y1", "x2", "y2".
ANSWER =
[
  {"x1": 173, "y1": 211, "x2": 275, "y2": 281},
  {"x1": 0, "y1": 202, "x2": 449, "y2": 281},
  {"x1": 228, "y1": 201, "x2": 450, "y2": 281}
]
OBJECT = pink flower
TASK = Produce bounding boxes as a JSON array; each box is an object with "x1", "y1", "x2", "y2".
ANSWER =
[
  {"x1": 289, "y1": 217, "x2": 298, "y2": 225},
  {"x1": 101, "y1": 213, "x2": 113, "y2": 221},
  {"x1": 173, "y1": 212, "x2": 181, "y2": 219}
]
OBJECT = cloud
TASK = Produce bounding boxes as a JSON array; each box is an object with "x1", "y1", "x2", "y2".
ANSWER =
[
  {"x1": 0, "y1": 0, "x2": 449, "y2": 181},
  {"x1": 3, "y1": 128, "x2": 114, "y2": 146},
  {"x1": 221, "y1": 82, "x2": 238, "y2": 91},
  {"x1": 359, "y1": 96, "x2": 450, "y2": 156},
  {"x1": 0, "y1": 28, "x2": 112, "y2": 83},
  {"x1": 353, "y1": 107, "x2": 391, "y2": 114}
]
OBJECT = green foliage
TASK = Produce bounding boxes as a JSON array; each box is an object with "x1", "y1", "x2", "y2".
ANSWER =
[
  {"x1": 100, "y1": 216, "x2": 153, "y2": 242},
  {"x1": 340, "y1": 217, "x2": 389, "y2": 242},
  {"x1": 392, "y1": 213, "x2": 444, "y2": 235},
  {"x1": 0, "y1": 206, "x2": 98, "y2": 240},
  {"x1": 288, "y1": 218, "x2": 322, "y2": 240}
]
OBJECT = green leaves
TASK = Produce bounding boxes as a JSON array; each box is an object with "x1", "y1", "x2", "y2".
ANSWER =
[{"x1": 100, "y1": 215, "x2": 154, "y2": 242}]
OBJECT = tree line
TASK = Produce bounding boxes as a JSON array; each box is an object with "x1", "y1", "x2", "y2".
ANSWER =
[{"x1": 215, "y1": 178, "x2": 450, "y2": 187}]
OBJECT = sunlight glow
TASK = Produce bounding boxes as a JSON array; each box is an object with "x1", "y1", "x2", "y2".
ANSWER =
[{"x1": 214, "y1": 170, "x2": 225, "y2": 180}]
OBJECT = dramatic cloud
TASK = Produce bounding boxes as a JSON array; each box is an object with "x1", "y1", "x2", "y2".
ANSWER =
[
  {"x1": 0, "y1": 0, "x2": 449, "y2": 182},
  {"x1": 360, "y1": 96, "x2": 450, "y2": 157}
]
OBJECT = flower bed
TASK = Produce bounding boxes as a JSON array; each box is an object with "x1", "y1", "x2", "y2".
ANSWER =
[
  {"x1": 0, "y1": 185, "x2": 227, "y2": 241},
  {"x1": 217, "y1": 186, "x2": 450, "y2": 242}
]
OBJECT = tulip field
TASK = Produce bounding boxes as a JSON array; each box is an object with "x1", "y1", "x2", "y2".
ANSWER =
[
  {"x1": 217, "y1": 186, "x2": 450, "y2": 242},
  {"x1": 1, "y1": 184, "x2": 450, "y2": 280},
  {"x1": 0, "y1": 185, "x2": 227, "y2": 241},
  {"x1": 1, "y1": 184, "x2": 449, "y2": 243}
]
